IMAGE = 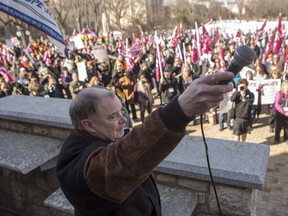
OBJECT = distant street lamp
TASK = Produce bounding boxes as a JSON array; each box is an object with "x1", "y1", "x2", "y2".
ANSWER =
[
  {"x1": 16, "y1": 30, "x2": 30, "y2": 48},
  {"x1": 16, "y1": 31, "x2": 22, "y2": 37}
]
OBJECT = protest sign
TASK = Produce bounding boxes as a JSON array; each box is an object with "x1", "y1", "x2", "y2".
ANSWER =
[
  {"x1": 248, "y1": 79, "x2": 281, "y2": 105},
  {"x1": 113, "y1": 31, "x2": 123, "y2": 40},
  {"x1": 260, "y1": 79, "x2": 281, "y2": 105},
  {"x1": 11, "y1": 37, "x2": 20, "y2": 46},
  {"x1": 77, "y1": 62, "x2": 87, "y2": 82},
  {"x1": 73, "y1": 35, "x2": 85, "y2": 50},
  {"x1": 5, "y1": 39, "x2": 13, "y2": 48},
  {"x1": 93, "y1": 45, "x2": 108, "y2": 62}
]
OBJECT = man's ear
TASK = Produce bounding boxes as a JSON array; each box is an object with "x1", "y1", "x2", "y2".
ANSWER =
[{"x1": 81, "y1": 120, "x2": 94, "y2": 133}]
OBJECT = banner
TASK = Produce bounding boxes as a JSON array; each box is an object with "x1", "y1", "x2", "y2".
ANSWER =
[
  {"x1": 72, "y1": 35, "x2": 85, "y2": 50},
  {"x1": 5, "y1": 39, "x2": 13, "y2": 48},
  {"x1": 93, "y1": 45, "x2": 108, "y2": 62},
  {"x1": 77, "y1": 62, "x2": 87, "y2": 82},
  {"x1": 248, "y1": 79, "x2": 281, "y2": 105},
  {"x1": 0, "y1": 0, "x2": 68, "y2": 57},
  {"x1": 11, "y1": 37, "x2": 20, "y2": 46}
]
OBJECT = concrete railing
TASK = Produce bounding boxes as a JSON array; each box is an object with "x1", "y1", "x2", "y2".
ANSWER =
[{"x1": 0, "y1": 95, "x2": 270, "y2": 216}]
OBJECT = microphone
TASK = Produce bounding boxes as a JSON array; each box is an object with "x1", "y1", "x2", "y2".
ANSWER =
[{"x1": 218, "y1": 45, "x2": 255, "y2": 85}]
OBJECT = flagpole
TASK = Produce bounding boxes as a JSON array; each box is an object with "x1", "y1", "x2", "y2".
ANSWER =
[
  {"x1": 178, "y1": 44, "x2": 183, "y2": 63},
  {"x1": 183, "y1": 42, "x2": 186, "y2": 64},
  {"x1": 195, "y1": 22, "x2": 201, "y2": 60},
  {"x1": 155, "y1": 32, "x2": 163, "y2": 79}
]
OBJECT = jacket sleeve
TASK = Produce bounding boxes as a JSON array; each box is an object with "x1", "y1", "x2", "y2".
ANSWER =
[
  {"x1": 274, "y1": 91, "x2": 285, "y2": 114},
  {"x1": 84, "y1": 98, "x2": 190, "y2": 203},
  {"x1": 230, "y1": 91, "x2": 240, "y2": 103}
]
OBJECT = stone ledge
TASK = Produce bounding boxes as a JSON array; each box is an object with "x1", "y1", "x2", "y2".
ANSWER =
[
  {"x1": 0, "y1": 95, "x2": 73, "y2": 129},
  {"x1": 0, "y1": 96, "x2": 270, "y2": 190},
  {"x1": 156, "y1": 135, "x2": 270, "y2": 190},
  {"x1": 44, "y1": 185, "x2": 198, "y2": 216},
  {"x1": 44, "y1": 188, "x2": 73, "y2": 215},
  {"x1": 0, "y1": 129, "x2": 62, "y2": 174}
]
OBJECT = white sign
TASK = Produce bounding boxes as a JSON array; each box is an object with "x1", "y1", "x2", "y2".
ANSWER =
[
  {"x1": 73, "y1": 35, "x2": 85, "y2": 50},
  {"x1": 113, "y1": 31, "x2": 123, "y2": 40},
  {"x1": 77, "y1": 62, "x2": 87, "y2": 82},
  {"x1": 93, "y1": 45, "x2": 108, "y2": 62},
  {"x1": 11, "y1": 37, "x2": 19, "y2": 46},
  {"x1": 5, "y1": 39, "x2": 13, "y2": 48},
  {"x1": 248, "y1": 79, "x2": 281, "y2": 105}
]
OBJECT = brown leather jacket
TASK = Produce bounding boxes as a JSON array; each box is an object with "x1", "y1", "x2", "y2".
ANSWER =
[{"x1": 84, "y1": 109, "x2": 186, "y2": 202}]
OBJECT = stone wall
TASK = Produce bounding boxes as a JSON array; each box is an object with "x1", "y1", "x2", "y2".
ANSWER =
[
  {"x1": 0, "y1": 167, "x2": 66, "y2": 216},
  {"x1": 154, "y1": 171, "x2": 254, "y2": 216}
]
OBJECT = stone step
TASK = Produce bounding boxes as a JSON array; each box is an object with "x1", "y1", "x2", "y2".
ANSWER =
[
  {"x1": 44, "y1": 184, "x2": 198, "y2": 216},
  {"x1": 0, "y1": 129, "x2": 62, "y2": 174}
]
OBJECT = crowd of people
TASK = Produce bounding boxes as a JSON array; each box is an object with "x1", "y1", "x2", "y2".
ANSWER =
[{"x1": 0, "y1": 24, "x2": 288, "y2": 143}]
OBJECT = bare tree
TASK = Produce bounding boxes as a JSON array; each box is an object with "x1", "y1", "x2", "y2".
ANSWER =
[
  {"x1": 70, "y1": 0, "x2": 85, "y2": 32},
  {"x1": 128, "y1": 0, "x2": 146, "y2": 26},
  {"x1": 89, "y1": 0, "x2": 102, "y2": 32},
  {"x1": 169, "y1": 0, "x2": 194, "y2": 26},
  {"x1": 248, "y1": 0, "x2": 288, "y2": 18},
  {"x1": 44, "y1": 0, "x2": 69, "y2": 35},
  {"x1": 236, "y1": 0, "x2": 245, "y2": 19},
  {"x1": 102, "y1": 0, "x2": 130, "y2": 30},
  {"x1": 0, "y1": 14, "x2": 14, "y2": 37}
]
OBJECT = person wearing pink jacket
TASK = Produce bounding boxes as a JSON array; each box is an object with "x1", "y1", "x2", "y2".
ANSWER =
[{"x1": 273, "y1": 80, "x2": 288, "y2": 144}]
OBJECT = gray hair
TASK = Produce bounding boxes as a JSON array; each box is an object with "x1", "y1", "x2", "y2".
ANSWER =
[{"x1": 69, "y1": 87, "x2": 115, "y2": 131}]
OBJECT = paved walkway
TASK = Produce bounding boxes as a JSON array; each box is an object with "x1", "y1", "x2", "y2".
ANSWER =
[{"x1": 134, "y1": 100, "x2": 288, "y2": 216}]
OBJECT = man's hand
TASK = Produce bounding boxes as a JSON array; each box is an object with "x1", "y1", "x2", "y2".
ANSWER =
[{"x1": 178, "y1": 72, "x2": 234, "y2": 117}]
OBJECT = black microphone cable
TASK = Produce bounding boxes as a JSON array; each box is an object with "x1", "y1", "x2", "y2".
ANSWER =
[{"x1": 200, "y1": 114, "x2": 223, "y2": 216}]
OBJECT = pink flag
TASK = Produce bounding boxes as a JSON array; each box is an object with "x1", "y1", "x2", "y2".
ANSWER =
[
  {"x1": 205, "y1": 18, "x2": 214, "y2": 25},
  {"x1": 214, "y1": 28, "x2": 220, "y2": 47},
  {"x1": 285, "y1": 47, "x2": 288, "y2": 73},
  {"x1": 159, "y1": 33, "x2": 166, "y2": 48},
  {"x1": 254, "y1": 20, "x2": 267, "y2": 41},
  {"x1": 139, "y1": 26, "x2": 147, "y2": 44},
  {"x1": 0, "y1": 52, "x2": 3, "y2": 66},
  {"x1": 219, "y1": 46, "x2": 226, "y2": 70},
  {"x1": 233, "y1": 31, "x2": 241, "y2": 46},
  {"x1": 273, "y1": 14, "x2": 284, "y2": 54},
  {"x1": 171, "y1": 26, "x2": 179, "y2": 48},
  {"x1": 87, "y1": 26, "x2": 98, "y2": 39},
  {"x1": 1, "y1": 44, "x2": 12, "y2": 63},
  {"x1": 126, "y1": 57, "x2": 135, "y2": 72},
  {"x1": 200, "y1": 25, "x2": 211, "y2": 54},
  {"x1": 118, "y1": 36, "x2": 125, "y2": 55},
  {"x1": 264, "y1": 30, "x2": 274, "y2": 61},
  {"x1": 191, "y1": 34, "x2": 200, "y2": 63},
  {"x1": 0, "y1": 66, "x2": 13, "y2": 83}
]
